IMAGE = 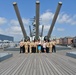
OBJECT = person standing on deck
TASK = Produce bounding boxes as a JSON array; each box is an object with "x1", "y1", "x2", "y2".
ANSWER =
[
  {"x1": 19, "y1": 40, "x2": 24, "y2": 53},
  {"x1": 24, "y1": 40, "x2": 28, "y2": 54},
  {"x1": 46, "y1": 40, "x2": 50, "y2": 53},
  {"x1": 49, "y1": 40, "x2": 53, "y2": 53},
  {"x1": 35, "y1": 40, "x2": 38, "y2": 53},
  {"x1": 37, "y1": 39, "x2": 42, "y2": 53},
  {"x1": 33, "y1": 39, "x2": 37, "y2": 53},
  {"x1": 30, "y1": 40, "x2": 34, "y2": 53},
  {"x1": 29, "y1": 41, "x2": 32, "y2": 53},
  {"x1": 42, "y1": 41, "x2": 46, "y2": 53},
  {"x1": 27, "y1": 39, "x2": 30, "y2": 53},
  {"x1": 52, "y1": 40, "x2": 56, "y2": 53}
]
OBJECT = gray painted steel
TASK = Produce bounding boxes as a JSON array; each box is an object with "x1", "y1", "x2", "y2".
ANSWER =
[
  {"x1": 35, "y1": 1, "x2": 40, "y2": 40},
  {"x1": 47, "y1": 2, "x2": 62, "y2": 39},
  {"x1": 41, "y1": 25, "x2": 44, "y2": 37},
  {"x1": 0, "y1": 53, "x2": 13, "y2": 62},
  {"x1": 13, "y1": 2, "x2": 27, "y2": 39},
  {"x1": 66, "y1": 52, "x2": 76, "y2": 58},
  {"x1": 29, "y1": 25, "x2": 32, "y2": 37}
]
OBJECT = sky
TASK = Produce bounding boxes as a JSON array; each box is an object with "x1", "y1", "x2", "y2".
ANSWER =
[{"x1": 0, "y1": 0, "x2": 76, "y2": 41}]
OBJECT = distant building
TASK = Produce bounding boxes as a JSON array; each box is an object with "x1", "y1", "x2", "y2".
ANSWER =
[
  {"x1": 55, "y1": 39, "x2": 60, "y2": 44},
  {"x1": 59, "y1": 38, "x2": 64, "y2": 45},
  {"x1": 72, "y1": 36, "x2": 76, "y2": 47},
  {"x1": 0, "y1": 34, "x2": 14, "y2": 41},
  {"x1": 63, "y1": 37, "x2": 73, "y2": 45},
  {"x1": 59, "y1": 37, "x2": 73, "y2": 45}
]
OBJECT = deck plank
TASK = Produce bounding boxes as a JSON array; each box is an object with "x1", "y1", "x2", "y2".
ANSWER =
[{"x1": 0, "y1": 52, "x2": 76, "y2": 75}]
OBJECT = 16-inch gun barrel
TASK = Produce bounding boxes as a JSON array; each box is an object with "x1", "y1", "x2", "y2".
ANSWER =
[
  {"x1": 35, "y1": 1, "x2": 40, "y2": 40},
  {"x1": 47, "y1": 2, "x2": 62, "y2": 40},
  {"x1": 13, "y1": 2, "x2": 27, "y2": 39}
]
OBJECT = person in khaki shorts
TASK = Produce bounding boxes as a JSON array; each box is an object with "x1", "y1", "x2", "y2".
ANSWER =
[
  {"x1": 30, "y1": 41, "x2": 34, "y2": 53},
  {"x1": 49, "y1": 41, "x2": 53, "y2": 53},
  {"x1": 29, "y1": 41, "x2": 32, "y2": 53},
  {"x1": 33, "y1": 39, "x2": 37, "y2": 53},
  {"x1": 52, "y1": 40, "x2": 56, "y2": 53},
  {"x1": 27, "y1": 40, "x2": 30, "y2": 53},
  {"x1": 24, "y1": 40, "x2": 28, "y2": 54},
  {"x1": 19, "y1": 40, "x2": 24, "y2": 53}
]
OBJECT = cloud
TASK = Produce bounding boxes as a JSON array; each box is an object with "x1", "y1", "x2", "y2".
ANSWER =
[
  {"x1": 40, "y1": 11, "x2": 54, "y2": 32},
  {"x1": 22, "y1": 18, "x2": 30, "y2": 25},
  {"x1": 10, "y1": 19, "x2": 19, "y2": 26},
  {"x1": 40, "y1": 11, "x2": 54, "y2": 25},
  {"x1": 0, "y1": 28, "x2": 4, "y2": 34},
  {"x1": 5, "y1": 26, "x2": 23, "y2": 41},
  {"x1": 0, "y1": 17, "x2": 30, "y2": 41},
  {"x1": 40, "y1": 11, "x2": 76, "y2": 26},
  {"x1": 39, "y1": 24, "x2": 50, "y2": 32},
  {"x1": 44, "y1": 25, "x2": 50, "y2": 30},
  {"x1": 1, "y1": 11, "x2": 76, "y2": 41},
  {"x1": 10, "y1": 18, "x2": 30, "y2": 26},
  {"x1": 57, "y1": 28, "x2": 65, "y2": 31},
  {"x1": 8, "y1": 18, "x2": 30, "y2": 35},
  {"x1": 2, "y1": 26, "x2": 22, "y2": 40},
  {"x1": 6, "y1": 19, "x2": 28, "y2": 35},
  {"x1": 0, "y1": 17, "x2": 7, "y2": 25},
  {"x1": 8, "y1": 26, "x2": 22, "y2": 35},
  {"x1": 57, "y1": 13, "x2": 76, "y2": 25}
]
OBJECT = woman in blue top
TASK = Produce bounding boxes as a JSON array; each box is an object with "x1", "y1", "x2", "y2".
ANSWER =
[{"x1": 37, "y1": 39, "x2": 41, "y2": 53}]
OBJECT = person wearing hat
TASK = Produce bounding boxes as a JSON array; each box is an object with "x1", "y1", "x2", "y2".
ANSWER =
[{"x1": 30, "y1": 40, "x2": 34, "y2": 53}]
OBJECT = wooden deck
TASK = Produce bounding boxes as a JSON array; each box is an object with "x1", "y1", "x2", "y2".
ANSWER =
[{"x1": 0, "y1": 50, "x2": 76, "y2": 75}]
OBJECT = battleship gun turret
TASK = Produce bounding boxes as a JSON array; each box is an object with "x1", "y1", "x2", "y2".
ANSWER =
[
  {"x1": 44, "y1": 2, "x2": 62, "y2": 41},
  {"x1": 13, "y1": 2, "x2": 29, "y2": 41},
  {"x1": 13, "y1": 1, "x2": 62, "y2": 41}
]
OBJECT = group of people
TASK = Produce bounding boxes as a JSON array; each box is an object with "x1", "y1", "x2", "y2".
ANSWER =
[{"x1": 19, "y1": 39, "x2": 56, "y2": 54}]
